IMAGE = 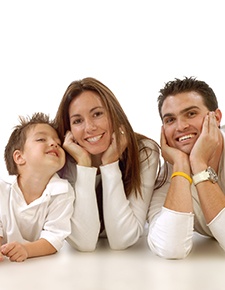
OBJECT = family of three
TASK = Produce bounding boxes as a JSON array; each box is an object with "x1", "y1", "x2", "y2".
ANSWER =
[{"x1": 0, "y1": 76, "x2": 224, "y2": 262}]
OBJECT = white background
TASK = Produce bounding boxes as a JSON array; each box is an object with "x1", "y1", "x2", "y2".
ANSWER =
[{"x1": 1, "y1": 0, "x2": 224, "y2": 179}]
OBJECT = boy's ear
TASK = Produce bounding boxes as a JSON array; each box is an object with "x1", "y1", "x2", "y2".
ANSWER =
[
  {"x1": 215, "y1": 109, "x2": 222, "y2": 127},
  {"x1": 13, "y1": 150, "x2": 26, "y2": 165}
]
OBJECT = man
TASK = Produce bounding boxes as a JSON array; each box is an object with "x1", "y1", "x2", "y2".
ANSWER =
[{"x1": 147, "y1": 77, "x2": 225, "y2": 259}]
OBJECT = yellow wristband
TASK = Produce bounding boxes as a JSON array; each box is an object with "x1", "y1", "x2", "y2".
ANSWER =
[{"x1": 171, "y1": 172, "x2": 192, "y2": 184}]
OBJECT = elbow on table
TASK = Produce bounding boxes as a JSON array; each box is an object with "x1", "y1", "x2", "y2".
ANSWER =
[
  {"x1": 66, "y1": 237, "x2": 97, "y2": 252},
  {"x1": 147, "y1": 236, "x2": 192, "y2": 259},
  {"x1": 108, "y1": 234, "x2": 140, "y2": 250}
]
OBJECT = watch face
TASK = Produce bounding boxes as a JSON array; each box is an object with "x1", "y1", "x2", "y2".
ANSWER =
[{"x1": 208, "y1": 167, "x2": 218, "y2": 183}]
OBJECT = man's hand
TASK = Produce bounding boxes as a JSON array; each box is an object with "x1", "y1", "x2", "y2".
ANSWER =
[
  {"x1": 190, "y1": 112, "x2": 221, "y2": 173},
  {"x1": 161, "y1": 126, "x2": 189, "y2": 166}
]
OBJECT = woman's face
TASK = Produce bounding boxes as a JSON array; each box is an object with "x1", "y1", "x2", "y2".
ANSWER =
[{"x1": 68, "y1": 90, "x2": 113, "y2": 156}]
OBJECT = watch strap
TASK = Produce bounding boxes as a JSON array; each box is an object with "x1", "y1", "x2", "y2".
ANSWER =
[{"x1": 192, "y1": 170, "x2": 209, "y2": 185}]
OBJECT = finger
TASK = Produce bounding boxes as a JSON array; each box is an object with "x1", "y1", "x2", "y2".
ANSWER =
[
  {"x1": 9, "y1": 252, "x2": 25, "y2": 262},
  {"x1": 160, "y1": 126, "x2": 167, "y2": 147},
  {"x1": 201, "y1": 113, "x2": 210, "y2": 134},
  {"x1": 0, "y1": 243, "x2": 12, "y2": 255},
  {"x1": 209, "y1": 111, "x2": 217, "y2": 129}
]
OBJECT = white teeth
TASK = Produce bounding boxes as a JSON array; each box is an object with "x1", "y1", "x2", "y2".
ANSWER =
[
  {"x1": 179, "y1": 134, "x2": 195, "y2": 142},
  {"x1": 87, "y1": 135, "x2": 102, "y2": 142}
]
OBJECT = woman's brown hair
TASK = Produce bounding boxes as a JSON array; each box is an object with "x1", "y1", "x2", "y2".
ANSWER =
[{"x1": 55, "y1": 77, "x2": 162, "y2": 197}]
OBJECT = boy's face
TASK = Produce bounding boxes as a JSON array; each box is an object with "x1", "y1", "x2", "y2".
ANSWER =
[
  {"x1": 161, "y1": 91, "x2": 210, "y2": 154},
  {"x1": 20, "y1": 123, "x2": 65, "y2": 174}
]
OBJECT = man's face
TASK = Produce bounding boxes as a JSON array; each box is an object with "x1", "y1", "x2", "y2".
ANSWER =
[{"x1": 161, "y1": 91, "x2": 210, "y2": 154}]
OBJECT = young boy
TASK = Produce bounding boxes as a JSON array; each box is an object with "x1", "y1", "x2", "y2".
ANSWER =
[{"x1": 0, "y1": 112, "x2": 74, "y2": 262}]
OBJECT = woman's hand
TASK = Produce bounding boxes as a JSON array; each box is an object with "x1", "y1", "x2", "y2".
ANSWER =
[
  {"x1": 63, "y1": 131, "x2": 92, "y2": 167},
  {"x1": 101, "y1": 128, "x2": 128, "y2": 165}
]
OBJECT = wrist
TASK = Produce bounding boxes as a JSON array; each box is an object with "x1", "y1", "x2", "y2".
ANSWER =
[
  {"x1": 173, "y1": 163, "x2": 191, "y2": 176},
  {"x1": 192, "y1": 166, "x2": 218, "y2": 185},
  {"x1": 190, "y1": 162, "x2": 208, "y2": 175},
  {"x1": 171, "y1": 171, "x2": 193, "y2": 184}
]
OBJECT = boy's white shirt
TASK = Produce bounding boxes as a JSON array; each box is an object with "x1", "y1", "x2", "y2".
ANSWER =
[{"x1": 0, "y1": 173, "x2": 74, "y2": 251}]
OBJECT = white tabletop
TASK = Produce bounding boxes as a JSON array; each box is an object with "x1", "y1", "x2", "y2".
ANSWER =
[{"x1": 1, "y1": 233, "x2": 225, "y2": 290}]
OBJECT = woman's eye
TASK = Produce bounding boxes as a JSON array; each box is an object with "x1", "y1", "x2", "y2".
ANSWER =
[
  {"x1": 93, "y1": 111, "x2": 103, "y2": 117},
  {"x1": 73, "y1": 119, "x2": 82, "y2": 125},
  {"x1": 37, "y1": 138, "x2": 45, "y2": 142}
]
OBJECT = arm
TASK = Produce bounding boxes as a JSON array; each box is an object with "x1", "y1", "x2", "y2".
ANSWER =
[
  {"x1": 61, "y1": 131, "x2": 101, "y2": 251},
  {"x1": 0, "y1": 239, "x2": 56, "y2": 262},
  {"x1": 189, "y1": 112, "x2": 225, "y2": 249},
  {"x1": 190, "y1": 112, "x2": 225, "y2": 223},
  {"x1": 147, "y1": 128, "x2": 194, "y2": 259},
  {"x1": 101, "y1": 140, "x2": 159, "y2": 250},
  {"x1": 0, "y1": 207, "x2": 4, "y2": 261},
  {"x1": 160, "y1": 126, "x2": 193, "y2": 213},
  {"x1": 148, "y1": 183, "x2": 194, "y2": 259},
  {"x1": 0, "y1": 237, "x2": 3, "y2": 262},
  {"x1": 66, "y1": 165, "x2": 101, "y2": 251},
  {"x1": 208, "y1": 208, "x2": 225, "y2": 250}
]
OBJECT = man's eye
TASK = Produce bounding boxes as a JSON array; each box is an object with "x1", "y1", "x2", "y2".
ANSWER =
[
  {"x1": 164, "y1": 118, "x2": 174, "y2": 124},
  {"x1": 188, "y1": 111, "x2": 196, "y2": 117}
]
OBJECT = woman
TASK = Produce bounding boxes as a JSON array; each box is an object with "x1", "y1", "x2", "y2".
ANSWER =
[{"x1": 55, "y1": 77, "x2": 161, "y2": 251}]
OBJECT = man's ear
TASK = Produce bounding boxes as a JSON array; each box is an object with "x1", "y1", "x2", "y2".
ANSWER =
[
  {"x1": 13, "y1": 150, "x2": 26, "y2": 165},
  {"x1": 215, "y1": 109, "x2": 222, "y2": 127}
]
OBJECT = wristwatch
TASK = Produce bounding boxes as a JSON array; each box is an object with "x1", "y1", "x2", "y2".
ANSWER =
[{"x1": 192, "y1": 167, "x2": 218, "y2": 186}]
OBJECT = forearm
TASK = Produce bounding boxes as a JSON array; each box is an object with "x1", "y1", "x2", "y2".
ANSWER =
[
  {"x1": 208, "y1": 208, "x2": 225, "y2": 250},
  {"x1": 196, "y1": 181, "x2": 225, "y2": 223},
  {"x1": 24, "y1": 238, "x2": 56, "y2": 258},
  {"x1": 67, "y1": 165, "x2": 100, "y2": 251},
  {"x1": 101, "y1": 161, "x2": 147, "y2": 250},
  {"x1": 164, "y1": 160, "x2": 193, "y2": 213}
]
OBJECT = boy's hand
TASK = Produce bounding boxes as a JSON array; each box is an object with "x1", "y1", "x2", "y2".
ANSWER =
[
  {"x1": 0, "y1": 251, "x2": 4, "y2": 262},
  {"x1": 1, "y1": 242, "x2": 28, "y2": 262}
]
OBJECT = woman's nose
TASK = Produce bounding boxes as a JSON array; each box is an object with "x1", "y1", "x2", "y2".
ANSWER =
[{"x1": 85, "y1": 119, "x2": 97, "y2": 131}]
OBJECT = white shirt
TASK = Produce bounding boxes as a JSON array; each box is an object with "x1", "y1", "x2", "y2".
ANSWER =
[
  {"x1": 148, "y1": 127, "x2": 225, "y2": 259},
  {"x1": 0, "y1": 173, "x2": 75, "y2": 251},
  {"x1": 59, "y1": 138, "x2": 160, "y2": 251}
]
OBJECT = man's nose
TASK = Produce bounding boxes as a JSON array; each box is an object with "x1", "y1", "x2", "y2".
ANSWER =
[{"x1": 176, "y1": 118, "x2": 189, "y2": 131}]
